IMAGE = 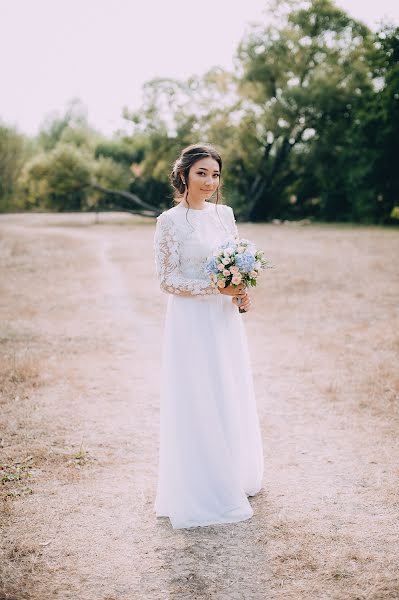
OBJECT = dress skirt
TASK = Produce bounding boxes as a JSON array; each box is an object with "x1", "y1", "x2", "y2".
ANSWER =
[{"x1": 154, "y1": 291, "x2": 264, "y2": 529}]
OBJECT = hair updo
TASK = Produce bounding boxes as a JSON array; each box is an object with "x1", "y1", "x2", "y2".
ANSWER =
[{"x1": 169, "y1": 143, "x2": 224, "y2": 207}]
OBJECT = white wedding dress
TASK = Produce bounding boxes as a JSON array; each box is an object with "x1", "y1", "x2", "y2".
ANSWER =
[{"x1": 153, "y1": 200, "x2": 264, "y2": 529}]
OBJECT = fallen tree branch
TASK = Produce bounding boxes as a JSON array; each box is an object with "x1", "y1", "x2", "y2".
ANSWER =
[{"x1": 91, "y1": 183, "x2": 162, "y2": 216}]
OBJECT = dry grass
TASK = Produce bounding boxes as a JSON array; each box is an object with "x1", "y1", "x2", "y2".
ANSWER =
[
  {"x1": 0, "y1": 350, "x2": 44, "y2": 499},
  {"x1": 0, "y1": 230, "x2": 98, "y2": 600},
  {"x1": 0, "y1": 349, "x2": 45, "y2": 599},
  {"x1": 258, "y1": 515, "x2": 399, "y2": 600},
  {"x1": 0, "y1": 352, "x2": 41, "y2": 398}
]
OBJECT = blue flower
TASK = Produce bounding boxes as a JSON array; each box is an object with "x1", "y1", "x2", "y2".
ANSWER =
[
  {"x1": 235, "y1": 252, "x2": 256, "y2": 273},
  {"x1": 205, "y1": 256, "x2": 219, "y2": 274}
]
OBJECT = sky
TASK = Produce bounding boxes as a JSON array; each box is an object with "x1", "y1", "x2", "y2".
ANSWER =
[{"x1": 1, "y1": 0, "x2": 398, "y2": 137}]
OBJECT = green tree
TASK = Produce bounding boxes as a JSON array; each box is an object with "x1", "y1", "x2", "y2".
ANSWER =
[
  {"x1": 234, "y1": 0, "x2": 373, "y2": 220},
  {"x1": 19, "y1": 144, "x2": 92, "y2": 211},
  {"x1": 87, "y1": 155, "x2": 133, "y2": 211},
  {"x1": 0, "y1": 124, "x2": 28, "y2": 211},
  {"x1": 343, "y1": 25, "x2": 399, "y2": 223},
  {"x1": 94, "y1": 138, "x2": 143, "y2": 166},
  {"x1": 38, "y1": 98, "x2": 90, "y2": 151}
]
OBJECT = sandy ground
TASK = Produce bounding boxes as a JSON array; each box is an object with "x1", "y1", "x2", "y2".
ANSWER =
[{"x1": 0, "y1": 212, "x2": 398, "y2": 600}]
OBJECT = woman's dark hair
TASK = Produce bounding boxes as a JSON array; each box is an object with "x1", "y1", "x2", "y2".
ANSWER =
[{"x1": 169, "y1": 143, "x2": 224, "y2": 210}]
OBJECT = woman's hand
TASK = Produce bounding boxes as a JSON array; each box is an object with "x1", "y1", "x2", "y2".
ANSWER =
[
  {"x1": 218, "y1": 283, "x2": 247, "y2": 298},
  {"x1": 232, "y1": 291, "x2": 251, "y2": 312},
  {"x1": 218, "y1": 283, "x2": 251, "y2": 311}
]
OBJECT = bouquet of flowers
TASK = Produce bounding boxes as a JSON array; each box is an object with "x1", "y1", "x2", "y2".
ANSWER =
[{"x1": 205, "y1": 238, "x2": 273, "y2": 313}]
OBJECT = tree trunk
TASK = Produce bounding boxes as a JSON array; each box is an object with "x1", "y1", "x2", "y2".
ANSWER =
[
  {"x1": 247, "y1": 130, "x2": 304, "y2": 221},
  {"x1": 92, "y1": 184, "x2": 162, "y2": 216}
]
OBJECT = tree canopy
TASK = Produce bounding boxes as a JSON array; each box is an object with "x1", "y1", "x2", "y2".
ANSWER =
[{"x1": 1, "y1": 0, "x2": 398, "y2": 224}]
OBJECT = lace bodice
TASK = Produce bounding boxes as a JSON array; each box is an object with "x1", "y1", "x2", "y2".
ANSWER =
[{"x1": 153, "y1": 202, "x2": 239, "y2": 297}]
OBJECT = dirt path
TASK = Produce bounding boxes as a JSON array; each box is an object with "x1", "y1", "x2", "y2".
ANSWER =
[{"x1": 1, "y1": 213, "x2": 398, "y2": 600}]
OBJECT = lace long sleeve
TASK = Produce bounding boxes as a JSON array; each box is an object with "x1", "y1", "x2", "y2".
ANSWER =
[
  {"x1": 227, "y1": 206, "x2": 239, "y2": 241},
  {"x1": 153, "y1": 212, "x2": 220, "y2": 297}
]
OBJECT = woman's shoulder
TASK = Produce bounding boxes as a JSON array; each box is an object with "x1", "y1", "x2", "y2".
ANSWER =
[
  {"x1": 214, "y1": 203, "x2": 234, "y2": 221},
  {"x1": 215, "y1": 202, "x2": 233, "y2": 213},
  {"x1": 155, "y1": 205, "x2": 180, "y2": 223}
]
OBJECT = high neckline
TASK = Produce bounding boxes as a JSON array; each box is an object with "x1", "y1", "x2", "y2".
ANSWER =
[{"x1": 176, "y1": 201, "x2": 212, "y2": 212}]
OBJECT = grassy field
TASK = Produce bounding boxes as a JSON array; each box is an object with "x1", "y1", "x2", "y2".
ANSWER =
[{"x1": 1, "y1": 212, "x2": 398, "y2": 600}]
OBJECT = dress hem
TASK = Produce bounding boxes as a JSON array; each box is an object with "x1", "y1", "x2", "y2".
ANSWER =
[
  {"x1": 154, "y1": 485, "x2": 263, "y2": 529},
  {"x1": 154, "y1": 509, "x2": 254, "y2": 530}
]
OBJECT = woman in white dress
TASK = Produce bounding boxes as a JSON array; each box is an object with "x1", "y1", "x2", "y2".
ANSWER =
[{"x1": 153, "y1": 143, "x2": 264, "y2": 529}]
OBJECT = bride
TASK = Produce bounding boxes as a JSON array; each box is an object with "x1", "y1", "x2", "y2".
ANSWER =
[{"x1": 153, "y1": 143, "x2": 264, "y2": 529}]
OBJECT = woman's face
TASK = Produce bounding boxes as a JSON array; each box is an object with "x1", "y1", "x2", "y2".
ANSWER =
[{"x1": 185, "y1": 157, "x2": 220, "y2": 199}]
